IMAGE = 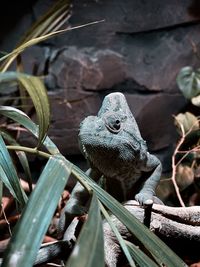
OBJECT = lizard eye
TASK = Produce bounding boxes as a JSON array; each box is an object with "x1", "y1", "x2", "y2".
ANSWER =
[
  {"x1": 104, "y1": 116, "x2": 122, "y2": 133},
  {"x1": 114, "y1": 119, "x2": 121, "y2": 130}
]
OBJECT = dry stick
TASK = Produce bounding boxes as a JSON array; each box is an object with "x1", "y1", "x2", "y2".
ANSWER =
[
  {"x1": 171, "y1": 119, "x2": 200, "y2": 207},
  {"x1": 0, "y1": 196, "x2": 14, "y2": 219},
  {"x1": 171, "y1": 123, "x2": 186, "y2": 207},
  {"x1": 0, "y1": 203, "x2": 200, "y2": 266},
  {"x1": 0, "y1": 204, "x2": 12, "y2": 237},
  {"x1": 0, "y1": 214, "x2": 20, "y2": 229}
]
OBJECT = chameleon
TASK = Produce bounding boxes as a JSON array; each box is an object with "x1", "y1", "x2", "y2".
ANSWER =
[{"x1": 58, "y1": 92, "x2": 162, "y2": 238}]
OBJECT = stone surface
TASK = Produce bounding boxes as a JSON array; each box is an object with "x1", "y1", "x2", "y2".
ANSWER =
[
  {"x1": 1, "y1": 0, "x2": 200, "y2": 172},
  {"x1": 46, "y1": 47, "x2": 127, "y2": 91}
]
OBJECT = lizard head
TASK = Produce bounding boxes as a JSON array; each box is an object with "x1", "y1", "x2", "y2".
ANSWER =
[{"x1": 78, "y1": 92, "x2": 147, "y2": 174}]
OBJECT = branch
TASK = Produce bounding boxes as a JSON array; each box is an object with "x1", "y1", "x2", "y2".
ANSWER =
[
  {"x1": 104, "y1": 201, "x2": 200, "y2": 266},
  {"x1": 1, "y1": 201, "x2": 199, "y2": 266}
]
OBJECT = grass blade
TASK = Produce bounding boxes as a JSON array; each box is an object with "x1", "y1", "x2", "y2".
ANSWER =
[
  {"x1": 72, "y1": 165, "x2": 187, "y2": 267},
  {"x1": 0, "y1": 0, "x2": 71, "y2": 72},
  {"x1": 99, "y1": 201, "x2": 136, "y2": 267},
  {"x1": 18, "y1": 74, "x2": 50, "y2": 147},
  {"x1": 0, "y1": 21, "x2": 104, "y2": 72},
  {"x1": 66, "y1": 193, "x2": 104, "y2": 267},
  {"x1": 18, "y1": 0, "x2": 71, "y2": 43},
  {"x1": 0, "y1": 72, "x2": 50, "y2": 147},
  {"x1": 0, "y1": 129, "x2": 32, "y2": 191},
  {"x1": 0, "y1": 106, "x2": 59, "y2": 154},
  {"x1": 0, "y1": 135, "x2": 27, "y2": 207},
  {"x1": 2, "y1": 155, "x2": 72, "y2": 267},
  {"x1": 126, "y1": 241, "x2": 159, "y2": 267}
]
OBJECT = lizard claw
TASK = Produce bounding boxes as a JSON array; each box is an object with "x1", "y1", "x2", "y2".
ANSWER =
[{"x1": 135, "y1": 192, "x2": 153, "y2": 206}]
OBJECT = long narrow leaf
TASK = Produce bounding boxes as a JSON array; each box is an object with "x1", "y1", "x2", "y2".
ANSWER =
[
  {"x1": 18, "y1": 74, "x2": 50, "y2": 147},
  {"x1": 0, "y1": 106, "x2": 59, "y2": 154},
  {"x1": 0, "y1": 129, "x2": 32, "y2": 191},
  {"x1": 0, "y1": 166, "x2": 21, "y2": 204},
  {"x1": 0, "y1": 135, "x2": 27, "y2": 207},
  {"x1": 71, "y1": 165, "x2": 187, "y2": 267},
  {"x1": 126, "y1": 241, "x2": 159, "y2": 267},
  {"x1": 0, "y1": 0, "x2": 71, "y2": 72},
  {"x1": 66, "y1": 193, "x2": 104, "y2": 267},
  {"x1": 2, "y1": 155, "x2": 72, "y2": 267},
  {"x1": 19, "y1": 0, "x2": 71, "y2": 44},
  {"x1": 0, "y1": 72, "x2": 50, "y2": 147},
  {"x1": 99, "y1": 201, "x2": 136, "y2": 267},
  {"x1": 0, "y1": 21, "x2": 104, "y2": 72}
]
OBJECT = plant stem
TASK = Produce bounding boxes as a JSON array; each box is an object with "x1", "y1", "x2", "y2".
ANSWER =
[{"x1": 6, "y1": 145, "x2": 51, "y2": 159}]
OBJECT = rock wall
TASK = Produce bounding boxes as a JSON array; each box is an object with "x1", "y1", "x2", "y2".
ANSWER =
[{"x1": 1, "y1": 0, "x2": 200, "y2": 171}]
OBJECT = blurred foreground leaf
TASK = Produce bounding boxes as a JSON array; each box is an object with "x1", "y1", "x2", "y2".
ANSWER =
[
  {"x1": 66, "y1": 194, "x2": 104, "y2": 267},
  {"x1": 0, "y1": 130, "x2": 32, "y2": 191},
  {"x1": 0, "y1": 135, "x2": 27, "y2": 208},
  {"x1": 0, "y1": 106, "x2": 59, "y2": 154},
  {"x1": 126, "y1": 241, "x2": 158, "y2": 267},
  {"x1": 2, "y1": 155, "x2": 72, "y2": 267},
  {"x1": 100, "y1": 201, "x2": 136, "y2": 267}
]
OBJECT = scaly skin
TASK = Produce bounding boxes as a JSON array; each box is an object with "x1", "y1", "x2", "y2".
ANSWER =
[{"x1": 58, "y1": 92, "x2": 162, "y2": 238}]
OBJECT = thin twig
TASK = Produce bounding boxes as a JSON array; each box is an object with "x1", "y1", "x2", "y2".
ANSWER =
[
  {"x1": 171, "y1": 124, "x2": 186, "y2": 207},
  {"x1": 1, "y1": 204, "x2": 12, "y2": 237},
  {"x1": 171, "y1": 117, "x2": 200, "y2": 206}
]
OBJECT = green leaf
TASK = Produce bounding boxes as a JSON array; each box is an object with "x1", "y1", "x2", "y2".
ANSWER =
[
  {"x1": 177, "y1": 66, "x2": 200, "y2": 99},
  {"x1": 126, "y1": 241, "x2": 158, "y2": 267},
  {"x1": 2, "y1": 155, "x2": 72, "y2": 267},
  {"x1": 18, "y1": 74, "x2": 50, "y2": 147},
  {"x1": 0, "y1": 129, "x2": 32, "y2": 191},
  {"x1": 0, "y1": 71, "x2": 18, "y2": 91},
  {"x1": 72, "y1": 165, "x2": 187, "y2": 267},
  {"x1": 0, "y1": 135, "x2": 27, "y2": 207},
  {"x1": 99, "y1": 202, "x2": 136, "y2": 267},
  {"x1": 66, "y1": 194, "x2": 104, "y2": 267},
  {"x1": 0, "y1": 72, "x2": 50, "y2": 147},
  {"x1": 0, "y1": 106, "x2": 59, "y2": 154}
]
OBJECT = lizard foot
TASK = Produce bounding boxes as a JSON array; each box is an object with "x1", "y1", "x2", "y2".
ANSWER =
[{"x1": 135, "y1": 192, "x2": 154, "y2": 206}]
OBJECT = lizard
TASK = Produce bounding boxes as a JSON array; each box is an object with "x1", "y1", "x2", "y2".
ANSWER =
[{"x1": 57, "y1": 92, "x2": 162, "y2": 238}]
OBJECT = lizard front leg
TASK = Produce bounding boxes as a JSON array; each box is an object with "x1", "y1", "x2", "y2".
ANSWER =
[
  {"x1": 57, "y1": 168, "x2": 100, "y2": 239},
  {"x1": 135, "y1": 153, "x2": 162, "y2": 205}
]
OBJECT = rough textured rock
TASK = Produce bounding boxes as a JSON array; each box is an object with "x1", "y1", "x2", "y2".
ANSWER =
[
  {"x1": 1, "y1": 0, "x2": 200, "y2": 172},
  {"x1": 45, "y1": 45, "x2": 188, "y2": 172}
]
